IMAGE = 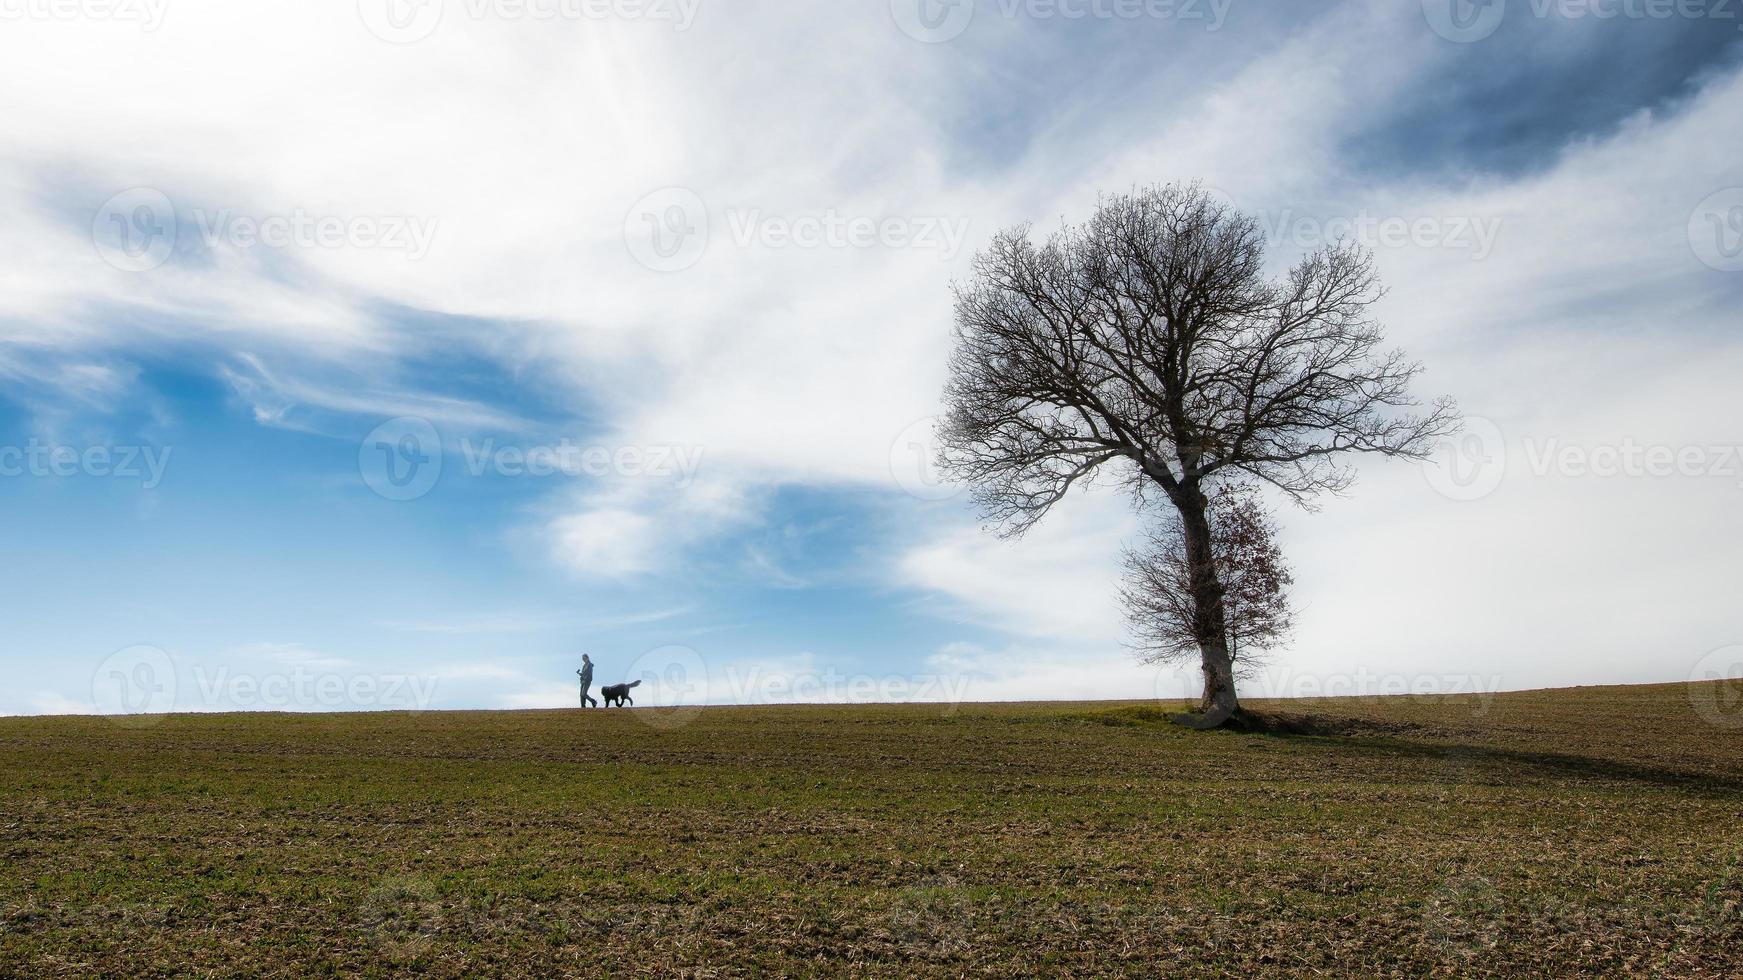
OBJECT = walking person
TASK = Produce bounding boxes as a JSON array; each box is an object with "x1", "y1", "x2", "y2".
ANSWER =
[{"x1": 576, "y1": 654, "x2": 597, "y2": 708}]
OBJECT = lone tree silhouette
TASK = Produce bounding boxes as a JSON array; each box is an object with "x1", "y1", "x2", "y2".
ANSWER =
[{"x1": 937, "y1": 182, "x2": 1457, "y2": 727}]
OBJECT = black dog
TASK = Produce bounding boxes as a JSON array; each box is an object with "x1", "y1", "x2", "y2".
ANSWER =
[{"x1": 600, "y1": 680, "x2": 641, "y2": 707}]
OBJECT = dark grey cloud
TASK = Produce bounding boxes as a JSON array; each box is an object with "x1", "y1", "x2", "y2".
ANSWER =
[
  {"x1": 918, "y1": 1, "x2": 1739, "y2": 184},
  {"x1": 1346, "y1": 13, "x2": 1742, "y2": 177}
]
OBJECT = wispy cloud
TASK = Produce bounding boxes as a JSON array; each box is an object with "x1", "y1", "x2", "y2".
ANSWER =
[
  {"x1": 227, "y1": 642, "x2": 354, "y2": 671},
  {"x1": 218, "y1": 354, "x2": 535, "y2": 435}
]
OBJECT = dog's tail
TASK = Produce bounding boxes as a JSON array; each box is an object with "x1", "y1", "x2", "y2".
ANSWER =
[{"x1": 627, "y1": 679, "x2": 643, "y2": 688}]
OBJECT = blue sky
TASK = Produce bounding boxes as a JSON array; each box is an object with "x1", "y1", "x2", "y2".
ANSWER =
[{"x1": 2, "y1": 0, "x2": 1742, "y2": 714}]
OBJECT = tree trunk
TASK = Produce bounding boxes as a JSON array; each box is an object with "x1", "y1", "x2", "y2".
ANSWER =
[{"x1": 1172, "y1": 483, "x2": 1242, "y2": 728}]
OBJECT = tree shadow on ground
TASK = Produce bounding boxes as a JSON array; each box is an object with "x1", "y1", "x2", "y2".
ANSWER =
[
  {"x1": 1277, "y1": 728, "x2": 1743, "y2": 798},
  {"x1": 1092, "y1": 704, "x2": 1743, "y2": 797}
]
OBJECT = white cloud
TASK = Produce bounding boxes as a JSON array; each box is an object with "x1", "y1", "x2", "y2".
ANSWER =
[
  {"x1": 898, "y1": 489, "x2": 1137, "y2": 644},
  {"x1": 549, "y1": 507, "x2": 659, "y2": 578},
  {"x1": 542, "y1": 467, "x2": 759, "y2": 578}
]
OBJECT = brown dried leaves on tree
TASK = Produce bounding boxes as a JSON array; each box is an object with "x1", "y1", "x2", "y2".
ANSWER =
[{"x1": 1122, "y1": 486, "x2": 1294, "y2": 679}]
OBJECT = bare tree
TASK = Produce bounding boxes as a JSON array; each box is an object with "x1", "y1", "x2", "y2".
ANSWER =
[
  {"x1": 1122, "y1": 486, "x2": 1294, "y2": 678},
  {"x1": 937, "y1": 182, "x2": 1457, "y2": 725}
]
